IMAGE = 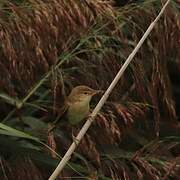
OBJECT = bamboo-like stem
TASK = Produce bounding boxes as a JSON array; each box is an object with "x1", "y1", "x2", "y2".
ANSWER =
[{"x1": 49, "y1": 1, "x2": 171, "y2": 179}]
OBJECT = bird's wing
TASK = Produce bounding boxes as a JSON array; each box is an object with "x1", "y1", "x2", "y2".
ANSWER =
[
  {"x1": 57, "y1": 102, "x2": 69, "y2": 118},
  {"x1": 55, "y1": 101, "x2": 69, "y2": 124}
]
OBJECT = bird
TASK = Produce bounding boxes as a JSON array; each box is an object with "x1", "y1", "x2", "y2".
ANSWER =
[
  {"x1": 54, "y1": 85, "x2": 102, "y2": 126},
  {"x1": 47, "y1": 85, "x2": 102, "y2": 157},
  {"x1": 66, "y1": 85, "x2": 102, "y2": 125}
]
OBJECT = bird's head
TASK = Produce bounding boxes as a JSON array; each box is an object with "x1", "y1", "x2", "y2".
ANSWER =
[{"x1": 67, "y1": 85, "x2": 102, "y2": 104}]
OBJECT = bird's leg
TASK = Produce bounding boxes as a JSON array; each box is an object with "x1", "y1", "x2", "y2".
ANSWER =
[
  {"x1": 47, "y1": 123, "x2": 56, "y2": 134},
  {"x1": 47, "y1": 111, "x2": 64, "y2": 133}
]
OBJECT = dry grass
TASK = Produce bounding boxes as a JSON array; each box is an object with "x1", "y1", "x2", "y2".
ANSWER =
[{"x1": 0, "y1": 0, "x2": 114, "y2": 96}]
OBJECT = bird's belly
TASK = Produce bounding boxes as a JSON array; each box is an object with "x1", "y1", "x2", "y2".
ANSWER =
[{"x1": 67, "y1": 103, "x2": 89, "y2": 125}]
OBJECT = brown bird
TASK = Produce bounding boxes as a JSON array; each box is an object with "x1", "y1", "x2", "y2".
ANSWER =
[
  {"x1": 55, "y1": 85, "x2": 102, "y2": 125},
  {"x1": 47, "y1": 85, "x2": 102, "y2": 157}
]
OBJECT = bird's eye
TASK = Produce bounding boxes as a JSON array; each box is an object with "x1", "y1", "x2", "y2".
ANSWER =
[{"x1": 84, "y1": 92, "x2": 88, "y2": 95}]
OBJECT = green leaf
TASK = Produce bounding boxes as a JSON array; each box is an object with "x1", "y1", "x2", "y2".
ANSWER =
[
  {"x1": 0, "y1": 93, "x2": 22, "y2": 108},
  {"x1": 21, "y1": 116, "x2": 48, "y2": 130},
  {"x1": 0, "y1": 122, "x2": 40, "y2": 142}
]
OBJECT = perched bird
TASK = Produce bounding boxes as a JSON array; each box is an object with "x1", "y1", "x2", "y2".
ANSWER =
[
  {"x1": 47, "y1": 85, "x2": 102, "y2": 156},
  {"x1": 53, "y1": 85, "x2": 102, "y2": 126},
  {"x1": 66, "y1": 85, "x2": 102, "y2": 125}
]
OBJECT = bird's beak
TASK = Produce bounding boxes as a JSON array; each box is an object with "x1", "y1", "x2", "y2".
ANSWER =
[{"x1": 92, "y1": 90, "x2": 104, "y2": 95}]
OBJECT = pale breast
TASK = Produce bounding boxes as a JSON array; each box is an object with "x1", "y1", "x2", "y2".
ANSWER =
[{"x1": 67, "y1": 101, "x2": 90, "y2": 125}]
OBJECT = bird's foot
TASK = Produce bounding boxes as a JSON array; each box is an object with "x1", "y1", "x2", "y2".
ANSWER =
[
  {"x1": 71, "y1": 129, "x2": 80, "y2": 146},
  {"x1": 72, "y1": 135, "x2": 80, "y2": 146},
  {"x1": 47, "y1": 123, "x2": 56, "y2": 134}
]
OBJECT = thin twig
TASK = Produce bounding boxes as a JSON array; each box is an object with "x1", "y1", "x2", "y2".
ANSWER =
[
  {"x1": 49, "y1": 0, "x2": 171, "y2": 179},
  {"x1": 0, "y1": 157, "x2": 8, "y2": 180}
]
